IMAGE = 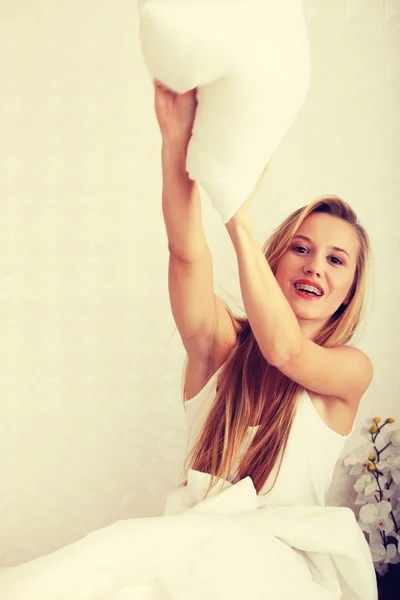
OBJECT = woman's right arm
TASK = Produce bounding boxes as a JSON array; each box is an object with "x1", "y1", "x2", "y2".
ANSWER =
[
  {"x1": 162, "y1": 146, "x2": 220, "y2": 362},
  {"x1": 155, "y1": 82, "x2": 235, "y2": 364}
]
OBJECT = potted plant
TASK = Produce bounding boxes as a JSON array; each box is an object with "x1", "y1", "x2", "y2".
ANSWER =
[{"x1": 344, "y1": 417, "x2": 400, "y2": 599}]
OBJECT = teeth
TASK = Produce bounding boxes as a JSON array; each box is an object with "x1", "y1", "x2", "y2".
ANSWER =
[{"x1": 294, "y1": 283, "x2": 323, "y2": 296}]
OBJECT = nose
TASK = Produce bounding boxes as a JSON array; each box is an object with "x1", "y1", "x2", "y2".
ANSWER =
[
  {"x1": 303, "y1": 257, "x2": 323, "y2": 278},
  {"x1": 304, "y1": 267, "x2": 320, "y2": 277}
]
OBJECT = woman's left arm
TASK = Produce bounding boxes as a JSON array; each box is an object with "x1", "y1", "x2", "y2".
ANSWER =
[
  {"x1": 225, "y1": 203, "x2": 373, "y2": 405},
  {"x1": 225, "y1": 205, "x2": 302, "y2": 366}
]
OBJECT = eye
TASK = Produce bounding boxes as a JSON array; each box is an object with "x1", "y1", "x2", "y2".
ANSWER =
[
  {"x1": 329, "y1": 256, "x2": 343, "y2": 265},
  {"x1": 293, "y1": 246, "x2": 307, "y2": 254},
  {"x1": 292, "y1": 246, "x2": 343, "y2": 265}
]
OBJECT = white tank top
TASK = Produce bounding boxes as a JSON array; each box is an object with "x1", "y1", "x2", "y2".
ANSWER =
[{"x1": 181, "y1": 358, "x2": 355, "y2": 507}]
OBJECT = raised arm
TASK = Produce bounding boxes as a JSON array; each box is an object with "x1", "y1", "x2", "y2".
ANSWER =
[
  {"x1": 162, "y1": 150, "x2": 218, "y2": 359},
  {"x1": 155, "y1": 82, "x2": 236, "y2": 393}
]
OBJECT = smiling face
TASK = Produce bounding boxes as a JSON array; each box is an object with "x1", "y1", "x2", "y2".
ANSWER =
[{"x1": 274, "y1": 212, "x2": 360, "y2": 338}]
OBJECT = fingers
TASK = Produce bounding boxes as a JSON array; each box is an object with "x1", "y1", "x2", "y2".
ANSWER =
[
  {"x1": 153, "y1": 79, "x2": 168, "y2": 96},
  {"x1": 153, "y1": 79, "x2": 165, "y2": 96},
  {"x1": 153, "y1": 79, "x2": 197, "y2": 99},
  {"x1": 153, "y1": 80, "x2": 177, "y2": 103}
]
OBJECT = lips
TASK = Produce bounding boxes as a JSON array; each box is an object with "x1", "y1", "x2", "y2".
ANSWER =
[{"x1": 293, "y1": 279, "x2": 325, "y2": 295}]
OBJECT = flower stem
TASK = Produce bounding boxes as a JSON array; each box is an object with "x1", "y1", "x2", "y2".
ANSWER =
[
  {"x1": 377, "y1": 442, "x2": 392, "y2": 461},
  {"x1": 390, "y1": 510, "x2": 399, "y2": 533},
  {"x1": 372, "y1": 437, "x2": 391, "y2": 463},
  {"x1": 385, "y1": 477, "x2": 393, "y2": 490},
  {"x1": 372, "y1": 422, "x2": 390, "y2": 444},
  {"x1": 379, "y1": 529, "x2": 386, "y2": 547},
  {"x1": 373, "y1": 444, "x2": 379, "y2": 461},
  {"x1": 372, "y1": 469, "x2": 383, "y2": 501}
]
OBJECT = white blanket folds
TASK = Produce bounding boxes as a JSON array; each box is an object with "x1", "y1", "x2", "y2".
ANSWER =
[{"x1": 0, "y1": 470, "x2": 377, "y2": 600}]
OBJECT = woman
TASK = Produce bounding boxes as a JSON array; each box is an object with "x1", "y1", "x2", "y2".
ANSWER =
[
  {"x1": 0, "y1": 83, "x2": 377, "y2": 600},
  {"x1": 155, "y1": 80, "x2": 374, "y2": 505}
]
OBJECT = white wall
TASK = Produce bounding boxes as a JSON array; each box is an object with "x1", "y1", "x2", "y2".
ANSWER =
[{"x1": 0, "y1": 0, "x2": 399, "y2": 565}]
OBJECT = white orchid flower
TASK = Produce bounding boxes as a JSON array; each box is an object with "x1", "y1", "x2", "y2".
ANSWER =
[
  {"x1": 348, "y1": 461, "x2": 371, "y2": 476},
  {"x1": 370, "y1": 542, "x2": 397, "y2": 563},
  {"x1": 359, "y1": 501, "x2": 395, "y2": 535},
  {"x1": 376, "y1": 459, "x2": 391, "y2": 472},
  {"x1": 344, "y1": 418, "x2": 400, "y2": 577},
  {"x1": 377, "y1": 487, "x2": 392, "y2": 501},
  {"x1": 371, "y1": 545, "x2": 399, "y2": 578},
  {"x1": 390, "y1": 429, "x2": 400, "y2": 447},
  {"x1": 353, "y1": 473, "x2": 378, "y2": 504},
  {"x1": 353, "y1": 470, "x2": 390, "y2": 505},
  {"x1": 391, "y1": 456, "x2": 400, "y2": 483},
  {"x1": 344, "y1": 442, "x2": 375, "y2": 475},
  {"x1": 368, "y1": 529, "x2": 385, "y2": 545},
  {"x1": 377, "y1": 455, "x2": 400, "y2": 484},
  {"x1": 359, "y1": 499, "x2": 391, "y2": 521}
]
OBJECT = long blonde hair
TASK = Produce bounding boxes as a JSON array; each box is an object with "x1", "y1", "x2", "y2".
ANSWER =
[{"x1": 182, "y1": 195, "x2": 371, "y2": 498}]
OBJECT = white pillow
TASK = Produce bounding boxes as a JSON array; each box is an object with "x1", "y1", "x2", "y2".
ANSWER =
[{"x1": 139, "y1": 0, "x2": 311, "y2": 223}]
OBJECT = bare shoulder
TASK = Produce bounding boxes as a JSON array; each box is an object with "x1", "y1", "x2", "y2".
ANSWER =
[
  {"x1": 277, "y1": 340, "x2": 373, "y2": 419},
  {"x1": 184, "y1": 297, "x2": 237, "y2": 402}
]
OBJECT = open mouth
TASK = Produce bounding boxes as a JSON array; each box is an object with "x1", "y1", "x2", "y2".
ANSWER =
[{"x1": 293, "y1": 284, "x2": 324, "y2": 299}]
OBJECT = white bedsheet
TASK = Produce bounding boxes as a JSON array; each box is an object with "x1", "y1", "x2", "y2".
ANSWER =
[{"x1": 0, "y1": 470, "x2": 378, "y2": 600}]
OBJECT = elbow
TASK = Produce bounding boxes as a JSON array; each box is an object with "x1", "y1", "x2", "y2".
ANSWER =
[
  {"x1": 264, "y1": 350, "x2": 292, "y2": 368},
  {"x1": 264, "y1": 343, "x2": 303, "y2": 369}
]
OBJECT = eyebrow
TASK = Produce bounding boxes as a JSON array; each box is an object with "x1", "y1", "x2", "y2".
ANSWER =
[{"x1": 292, "y1": 235, "x2": 350, "y2": 259}]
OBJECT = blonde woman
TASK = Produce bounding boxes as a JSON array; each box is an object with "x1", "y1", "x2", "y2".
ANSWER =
[
  {"x1": 0, "y1": 83, "x2": 376, "y2": 600},
  {"x1": 155, "y1": 80, "x2": 374, "y2": 505}
]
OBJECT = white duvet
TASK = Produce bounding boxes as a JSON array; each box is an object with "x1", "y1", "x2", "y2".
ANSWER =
[{"x1": 0, "y1": 470, "x2": 377, "y2": 600}]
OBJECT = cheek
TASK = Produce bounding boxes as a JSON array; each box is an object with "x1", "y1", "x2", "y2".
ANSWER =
[
  {"x1": 334, "y1": 276, "x2": 354, "y2": 301},
  {"x1": 275, "y1": 255, "x2": 290, "y2": 274},
  {"x1": 274, "y1": 259, "x2": 291, "y2": 289},
  {"x1": 274, "y1": 261, "x2": 285, "y2": 282}
]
